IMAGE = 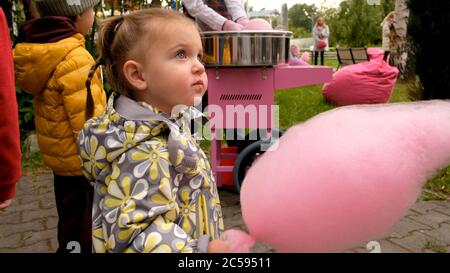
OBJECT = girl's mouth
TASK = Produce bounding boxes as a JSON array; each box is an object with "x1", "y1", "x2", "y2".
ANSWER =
[{"x1": 193, "y1": 80, "x2": 204, "y2": 87}]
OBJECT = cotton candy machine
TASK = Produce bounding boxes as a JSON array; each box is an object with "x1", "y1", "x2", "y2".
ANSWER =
[
  {"x1": 202, "y1": 30, "x2": 291, "y2": 66},
  {"x1": 200, "y1": 30, "x2": 333, "y2": 191}
]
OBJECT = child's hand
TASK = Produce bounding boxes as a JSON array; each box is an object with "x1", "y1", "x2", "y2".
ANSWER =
[
  {"x1": 0, "y1": 199, "x2": 12, "y2": 210},
  {"x1": 236, "y1": 17, "x2": 250, "y2": 27},
  {"x1": 208, "y1": 239, "x2": 230, "y2": 253},
  {"x1": 222, "y1": 20, "x2": 243, "y2": 31}
]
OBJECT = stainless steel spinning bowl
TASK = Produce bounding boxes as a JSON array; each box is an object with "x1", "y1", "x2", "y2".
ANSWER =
[{"x1": 201, "y1": 30, "x2": 292, "y2": 67}]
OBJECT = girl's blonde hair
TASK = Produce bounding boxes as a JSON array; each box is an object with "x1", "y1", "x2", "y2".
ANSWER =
[
  {"x1": 315, "y1": 17, "x2": 326, "y2": 26},
  {"x1": 85, "y1": 8, "x2": 198, "y2": 120}
]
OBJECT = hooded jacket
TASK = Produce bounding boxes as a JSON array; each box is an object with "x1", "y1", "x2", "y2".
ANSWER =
[
  {"x1": 13, "y1": 16, "x2": 106, "y2": 176},
  {"x1": 78, "y1": 93, "x2": 224, "y2": 252}
]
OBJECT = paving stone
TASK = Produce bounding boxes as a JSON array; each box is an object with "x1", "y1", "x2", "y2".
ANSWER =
[
  {"x1": 0, "y1": 219, "x2": 46, "y2": 237},
  {"x1": 39, "y1": 194, "x2": 56, "y2": 210},
  {"x1": 21, "y1": 207, "x2": 58, "y2": 223},
  {"x1": 17, "y1": 194, "x2": 47, "y2": 206},
  {"x1": 0, "y1": 200, "x2": 41, "y2": 216},
  {"x1": 404, "y1": 209, "x2": 420, "y2": 217},
  {"x1": 378, "y1": 240, "x2": 411, "y2": 253},
  {"x1": 352, "y1": 247, "x2": 369, "y2": 253},
  {"x1": 30, "y1": 184, "x2": 53, "y2": 196},
  {"x1": 218, "y1": 190, "x2": 240, "y2": 207},
  {"x1": 432, "y1": 206, "x2": 450, "y2": 217},
  {"x1": 50, "y1": 238, "x2": 58, "y2": 252},
  {"x1": 342, "y1": 250, "x2": 358, "y2": 253},
  {"x1": 390, "y1": 231, "x2": 440, "y2": 253},
  {"x1": 0, "y1": 212, "x2": 22, "y2": 225},
  {"x1": 420, "y1": 223, "x2": 450, "y2": 245},
  {"x1": 431, "y1": 200, "x2": 450, "y2": 209},
  {"x1": 251, "y1": 241, "x2": 274, "y2": 253},
  {"x1": 3, "y1": 239, "x2": 53, "y2": 253},
  {"x1": 410, "y1": 200, "x2": 448, "y2": 215},
  {"x1": 20, "y1": 228, "x2": 57, "y2": 247},
  {"x1": 221, "y1": 206, "x2": 241, "y2": 219},
  {"x1": 0, "y1": 233, "x2": 22, "y2": 249},
  {"x1": 224, "y1": 213, "x2": 245, "y2": 229},
  {"x1": 44, "y1": 216, "x2": 59, "y2": 230},
  {"x1": 389, "y1": 216, "x2": 434, "y2": 238},
  {"x1": 407, "y1": 211, "x2": 450, "y2": 229}
]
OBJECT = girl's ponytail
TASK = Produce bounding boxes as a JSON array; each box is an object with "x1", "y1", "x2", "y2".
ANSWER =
[{"x1": 85, "y1": 58, "x2": 104, "y2": 121}]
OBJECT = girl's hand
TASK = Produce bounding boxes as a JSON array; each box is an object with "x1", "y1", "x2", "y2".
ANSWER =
[
  {"x1": 208, "y1": 239, "x2": 230, "y2": 253},
  {"x1": 236, "y1": 17, "x2": 250, "y2": 27}
]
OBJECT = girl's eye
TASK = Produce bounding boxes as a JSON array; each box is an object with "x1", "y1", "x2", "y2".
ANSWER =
[
  {"x1": 176, "y1": 50, "x2": 186, "y2": 59},
  {"x1": 197, "y1": 53, "x2": 203, "y2": 61}
]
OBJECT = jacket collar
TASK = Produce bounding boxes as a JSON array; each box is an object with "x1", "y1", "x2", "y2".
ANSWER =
[{"x1": 18, "y1": 16, "x2": 79, "y2": 43}]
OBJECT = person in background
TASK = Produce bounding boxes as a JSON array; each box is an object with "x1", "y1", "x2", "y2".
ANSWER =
[
  {"x1": 182, "y1": 0, "x2": 249, "y2": 31},
  {"x1": 0, "y1": 7, "x2": 22, "y2": 210},
  {"x1": 13, "y1": 0, "x2": 106, "y2": 252},
  {"x1": 381, "y1": 11, "x2": 395, "y2": 59},
  {"x1": 312, "y1": 16, "x2": 329, "y2": 66}
]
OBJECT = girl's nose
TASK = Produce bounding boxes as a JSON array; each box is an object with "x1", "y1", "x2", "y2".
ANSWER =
[{"x1": 192, "y1": 58, "x2": 205, "y2": 74}]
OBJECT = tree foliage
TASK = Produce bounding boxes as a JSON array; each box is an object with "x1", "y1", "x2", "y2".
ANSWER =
[
  {"x1": 288, "y1": 3, "x2": 317, "y2": 34},
  {"x1": 325, "y1": 0, "x2": 395, "y2": 47},
  {"x1": 286, "y1": 0, "x2": 394, "y2": 46}
]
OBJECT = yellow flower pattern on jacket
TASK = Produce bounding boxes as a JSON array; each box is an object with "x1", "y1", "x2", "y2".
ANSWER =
[{"x1": 78, "y1": 93, "x2": 224, "y2": 252}]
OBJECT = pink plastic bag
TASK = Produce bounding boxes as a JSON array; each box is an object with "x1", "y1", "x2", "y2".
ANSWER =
[{"x1": 322, "y1": 49, "x2": 399, "y2": 106}]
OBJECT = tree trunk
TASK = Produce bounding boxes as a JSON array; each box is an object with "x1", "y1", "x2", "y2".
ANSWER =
[{"x1": 389, "y1": 0, "x2": 411, "y2": 80}]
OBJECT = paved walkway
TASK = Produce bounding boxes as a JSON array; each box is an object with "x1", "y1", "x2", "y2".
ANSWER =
[{"x1": 1, "y1": 168, "x2": 449, "y2": 253}]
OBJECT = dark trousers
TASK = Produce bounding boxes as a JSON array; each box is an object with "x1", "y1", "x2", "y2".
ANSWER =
[
  {"x1": 314, "y1": 51, "x2": 325, "y2": 65},
  {"x1": 53, "y1": 174, "x2": 93, "y2": 253}
]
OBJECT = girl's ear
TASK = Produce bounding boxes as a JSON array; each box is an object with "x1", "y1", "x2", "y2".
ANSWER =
[{"x1": 123, "y1": 60, "x2": 147, "y2": 91}]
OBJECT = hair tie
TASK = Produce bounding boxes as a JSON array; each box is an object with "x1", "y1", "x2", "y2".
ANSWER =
[{"x1": 97, "y1": 57, "x2": 105, "y2": 66}]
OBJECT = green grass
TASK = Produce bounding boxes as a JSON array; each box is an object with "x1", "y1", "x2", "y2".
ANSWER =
[
  {"x1": 422, "y1": 166, "x2": 450, "y2": 201},
  {"x1": 275, "y1": 79, "x2": 411, "y2": 129},
  {"x1": 275, "y1": 85, "x2": 335, "y2": 130},
  {"x1": 22, "y1": 151, "x2": 43, "y2": 169}
]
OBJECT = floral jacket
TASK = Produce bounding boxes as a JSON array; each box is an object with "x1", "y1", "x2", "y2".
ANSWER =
[{"x1": 78, "y1": 93, "x2": 224, "y2": 252}]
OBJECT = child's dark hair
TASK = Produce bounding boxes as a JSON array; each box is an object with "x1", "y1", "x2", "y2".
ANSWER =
[{"x1": 84, "y1": 8, "x2": 198, "y2": 121}]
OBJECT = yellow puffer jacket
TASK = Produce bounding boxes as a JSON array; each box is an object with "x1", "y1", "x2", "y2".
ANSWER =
[{"x1": 14, "y1": 33, "x2": 106, "y2": 176}]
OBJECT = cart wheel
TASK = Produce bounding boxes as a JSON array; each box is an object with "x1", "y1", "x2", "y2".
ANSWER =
[
  {"x1": 237, "y1": 128, "x2": 285, "y2": 152},
  {"x1": 232, "y1": 129, "x2": 284, "y2": 192},
  {"x1": 233, "y1": 138, "x2": 279, "y2": 192}
]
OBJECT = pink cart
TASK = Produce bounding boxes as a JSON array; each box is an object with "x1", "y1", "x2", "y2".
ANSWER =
[{"x1": 201, "y1": 31, "x2": 333, "y2": 191}]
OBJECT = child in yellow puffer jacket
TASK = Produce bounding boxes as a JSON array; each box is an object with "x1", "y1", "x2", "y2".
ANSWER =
[{"x1": 13, "y1": 0, "x2": 106, "y2": 253}]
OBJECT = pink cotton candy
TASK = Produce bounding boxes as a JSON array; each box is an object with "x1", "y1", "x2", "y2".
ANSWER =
[
  {"x1": 288, "y1": 57, "x2": 309, "y2": 66},
  {"x1": 232, "y1": 100, "x2": 450, "y2": 252},
  {"x1": 301, "y1": 52, "x2": 310, "y2": 63},
  {"x1": 242, "y1": 18, "x2": 272, "y2": 30},
  {"x1": 289, "y1": 44, "x2": 310, "y2": 66}
]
